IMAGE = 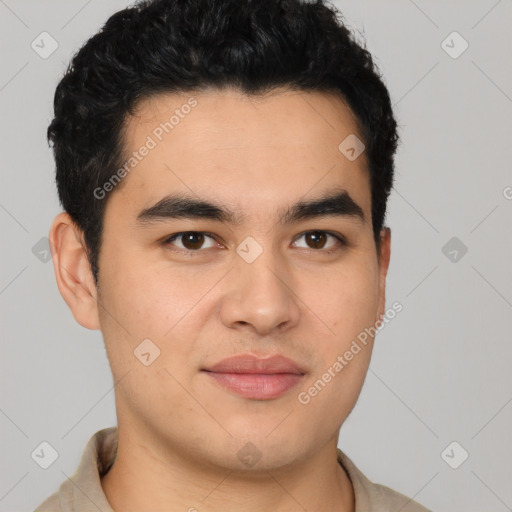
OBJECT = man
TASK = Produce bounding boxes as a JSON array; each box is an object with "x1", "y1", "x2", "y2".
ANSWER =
[{"x1": 35, "y1": 0, "x2": 430, "y2": 510}]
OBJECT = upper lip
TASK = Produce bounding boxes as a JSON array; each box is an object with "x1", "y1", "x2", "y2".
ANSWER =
[{"x1": 203, "y1": 354, "x2": 305, "y2": 375}]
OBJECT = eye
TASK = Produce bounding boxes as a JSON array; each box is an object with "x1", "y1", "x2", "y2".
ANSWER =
[
  {"x1": 163, "y1": 232, "x2": 218, "y2": 252},
  {"x1": 292, "y1": 230, "x2": 346, "y2": 252},
  {"x1": 162, "y1": 230, "x2": 346, "y2": 255}
]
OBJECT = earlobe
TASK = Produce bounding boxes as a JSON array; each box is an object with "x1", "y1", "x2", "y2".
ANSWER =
[{"x1": 49, "y1": 212, "x2": 100, "y2": 330}]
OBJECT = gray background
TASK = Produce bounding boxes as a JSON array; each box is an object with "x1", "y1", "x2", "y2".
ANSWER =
[{"x1": 1, "y1": 1, "x2": 511, "y2": 510}]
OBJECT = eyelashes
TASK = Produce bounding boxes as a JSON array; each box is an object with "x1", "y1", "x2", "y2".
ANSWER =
[
  {"x1": 162, "y1": 230, "x2": 347, "y2": 255},
  {"x1": 164, "y1": 231, "x2": 218, "y2": 252},
  {"x1": 292, "y1": 230, "x2": 347, "y2": 252}
]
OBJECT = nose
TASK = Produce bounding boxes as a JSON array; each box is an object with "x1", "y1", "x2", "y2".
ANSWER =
[{"x1": 219, "y1": 247, "x2": 301, "y2": 336}]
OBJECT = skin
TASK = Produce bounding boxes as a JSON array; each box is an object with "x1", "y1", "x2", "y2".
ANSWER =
[{"x1": 50, "y1": 87, "x2": 391, "y2": 512}]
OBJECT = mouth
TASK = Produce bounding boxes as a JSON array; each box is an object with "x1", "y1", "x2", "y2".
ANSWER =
[{"x1": 201, "y1": 354, "x2": 306, "y2": 400}]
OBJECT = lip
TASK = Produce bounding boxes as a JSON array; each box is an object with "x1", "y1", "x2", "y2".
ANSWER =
[
  {"x1": 204, "y1": 354, "x2": 305, "y2": 374},
  {"x1": 202, "y1": 354, "x2": 305, "y2": 400}
]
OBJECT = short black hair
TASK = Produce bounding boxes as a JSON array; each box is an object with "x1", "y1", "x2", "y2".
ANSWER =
[{"x1": 48, "y1": 0, "x2": 399, "y2": 284}]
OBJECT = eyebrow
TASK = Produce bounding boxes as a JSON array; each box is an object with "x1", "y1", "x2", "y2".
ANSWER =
[{"x1": 136, "y1": 188, "x2": 365, "y2": 226}]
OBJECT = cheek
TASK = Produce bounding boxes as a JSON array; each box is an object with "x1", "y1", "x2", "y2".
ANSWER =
[
  {"x1": 295, "y1": 256, "x2": 379, "y2": 415},
  {"x1": 294, "y1": 265, "x2": 378, "y2": 434},
  {"x1": 96, "y1": 252, "x2": 219, "y2": 387},
  {"x1": 98, "y1": 248, "x2": 195, "y2": 334},
  {"x1": 302, "y1": 258, "x2": 379, "y2": 344}
]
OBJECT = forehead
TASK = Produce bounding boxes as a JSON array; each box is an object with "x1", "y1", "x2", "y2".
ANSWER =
[
  {"x1": 125, "y1": 87, "x2": 363, "y2": 149},
  {"x1": 113, "y1": 87, "x2": 371, "y2": 219}
]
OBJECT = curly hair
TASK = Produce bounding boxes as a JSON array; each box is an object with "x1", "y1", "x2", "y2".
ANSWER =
[{"x1": 48, "y1": 0, "x2": 399, "y2": 283}]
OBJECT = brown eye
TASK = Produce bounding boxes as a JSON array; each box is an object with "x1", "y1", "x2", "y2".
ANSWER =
[
  {"x1": 181, "y1": 232, "x2": 205, "y2": 250},
  {"x1": 164, "y1": 232, "x2": 217, "y2": 251},
  {"x1": 293, "y1": 230, "x2": 345, "y2": 252},
  {"x1": 305, "y1": 231, "x2": 328, "y2": 249}
]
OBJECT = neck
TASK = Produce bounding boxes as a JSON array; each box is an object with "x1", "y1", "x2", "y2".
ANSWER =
[{"x1": 101, "y1": 425, "x2": 354, "y2": 512}]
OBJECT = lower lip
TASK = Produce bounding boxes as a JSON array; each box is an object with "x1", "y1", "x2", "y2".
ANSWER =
[{"x1": 203, "y1": 371, "x2": 304, "y2": 400}]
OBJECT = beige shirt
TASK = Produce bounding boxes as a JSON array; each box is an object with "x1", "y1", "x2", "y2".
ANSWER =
[{"x1": 34, "y1": 427, "x2": 430, "y2": 511}]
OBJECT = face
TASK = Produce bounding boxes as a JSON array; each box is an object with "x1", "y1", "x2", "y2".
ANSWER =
[{"x1": 61, "y1": 87, "x2": 391, "y2": 471}]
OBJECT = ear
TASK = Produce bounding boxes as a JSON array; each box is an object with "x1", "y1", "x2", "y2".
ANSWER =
[
  {"x1": 375, "y1": 227, "x2": 391, "y2": 324},
  {"x1": 49, "y1": 212, "x2": 100, "y2": 330}
]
